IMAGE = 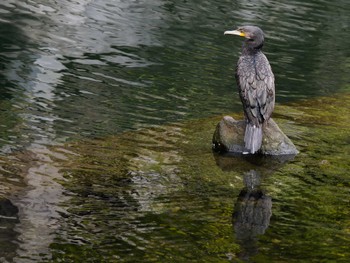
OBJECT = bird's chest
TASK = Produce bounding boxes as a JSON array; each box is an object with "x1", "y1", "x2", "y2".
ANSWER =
[{"x1": 237, "y1": 55, "x2": 261, "y2": 77}]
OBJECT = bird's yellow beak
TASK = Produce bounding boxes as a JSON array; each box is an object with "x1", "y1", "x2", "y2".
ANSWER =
[{"x1": 224, "y1": 30, "x2": 245, "y2": 37}]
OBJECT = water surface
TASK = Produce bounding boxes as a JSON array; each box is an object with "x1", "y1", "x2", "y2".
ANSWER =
[{"x1": 0, "y1": 0, "x2": 349, "y2": 262}]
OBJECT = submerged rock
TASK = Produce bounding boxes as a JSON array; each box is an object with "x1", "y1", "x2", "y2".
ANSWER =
[{"x1": 212, "y1": 116, "x2": 298, "y2": 155}]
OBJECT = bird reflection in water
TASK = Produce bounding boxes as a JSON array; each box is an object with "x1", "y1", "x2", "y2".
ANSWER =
[
  {"x1": 233, "y1": 170, "x2": 272, "y2": 261},
  {"x1": 213, "y1": 153, "x2": 296, "y2": 261}
]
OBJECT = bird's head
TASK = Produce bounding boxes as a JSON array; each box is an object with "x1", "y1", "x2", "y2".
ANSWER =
[{"x1": 224, "y1": 26, "x2": 265, "y2": 49}]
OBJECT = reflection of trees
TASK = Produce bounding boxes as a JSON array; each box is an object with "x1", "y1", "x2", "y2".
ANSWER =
[
  {"x1": 3, "y1": 0, "x2": 349, "y2": 140},
  {"x1": 0, "y1": 5, "x2": 77, "y2": 262}
]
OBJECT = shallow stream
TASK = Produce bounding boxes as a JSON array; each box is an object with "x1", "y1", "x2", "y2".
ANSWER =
[{"x1": 0, "y1": 0, "x2": 349, "y2": 262}]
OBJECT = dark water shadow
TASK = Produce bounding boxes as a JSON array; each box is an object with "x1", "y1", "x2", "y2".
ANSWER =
[
  {"x1": 0, "y1": 13, "x2": 37, "y2": 152},
  {"x1": 0, "y1": 198, "x2": 20, "y2": 261},
  {"x1": 214, "y1": 153, "x2": 296, "y2": 261},
  {"x1": 0, "y1": 15, "x2": 33, "y2": 99}
]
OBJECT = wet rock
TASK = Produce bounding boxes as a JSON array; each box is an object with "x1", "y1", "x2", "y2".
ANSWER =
[{"x1": 212, "y1": 116, "x2": 298, "y2": 155}]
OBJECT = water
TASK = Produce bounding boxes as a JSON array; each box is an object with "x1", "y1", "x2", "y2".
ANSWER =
[{"x1": 0, "y1": 0, "x2": 349, "y2": 262}]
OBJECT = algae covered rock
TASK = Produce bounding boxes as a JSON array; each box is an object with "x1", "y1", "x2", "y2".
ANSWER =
[{"x1": 212, "y1": 116, "x2": 298, "y2": 155}]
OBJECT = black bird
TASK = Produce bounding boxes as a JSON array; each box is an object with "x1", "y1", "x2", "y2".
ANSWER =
[{"x1": 224, "y1": 26, "x2": 275, "y2": 154}]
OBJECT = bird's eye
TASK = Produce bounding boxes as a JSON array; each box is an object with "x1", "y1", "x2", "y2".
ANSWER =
[{"x1": 248, "y1": 38, "x2": 254, "y2": 41}]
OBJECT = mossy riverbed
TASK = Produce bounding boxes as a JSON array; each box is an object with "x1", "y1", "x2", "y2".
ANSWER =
[{"x1": 1, "y1": 92, "x2": 350, "y2": 262}]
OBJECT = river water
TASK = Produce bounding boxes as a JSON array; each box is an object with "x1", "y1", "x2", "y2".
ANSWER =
[{"x1": 0, "y1": 0, "x2": 349, "y2": 262}]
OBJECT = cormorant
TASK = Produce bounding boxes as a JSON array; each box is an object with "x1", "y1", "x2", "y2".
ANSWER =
[{"x1": 224, "y1": 26, "x2": 275, "y2": 154}]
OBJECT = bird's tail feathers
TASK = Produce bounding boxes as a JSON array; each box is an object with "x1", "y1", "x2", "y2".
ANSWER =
[{"x1": 244, "y1": 123, "x2": 262, "y2": 154}]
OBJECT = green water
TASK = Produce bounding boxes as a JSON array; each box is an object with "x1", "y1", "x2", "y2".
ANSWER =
[
  {"x1": 44, "y1": 93, "x2": 349, "y2": 262},
  {"x1": 0, "y1": 0, "x2": 349, "y2": 262}
]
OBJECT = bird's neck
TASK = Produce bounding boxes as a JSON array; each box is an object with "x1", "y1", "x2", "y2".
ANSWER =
[{"x1": 242, "y1": 42, "x2": 263, "y2": 56}]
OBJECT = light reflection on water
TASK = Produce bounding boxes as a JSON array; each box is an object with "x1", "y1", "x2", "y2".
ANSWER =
[
  {"x1": 0, "y1": 0, "x2": 348, "y2": 146},
  {"x1": 0, "y1": 0, "x2": 349, "y2": 261}
]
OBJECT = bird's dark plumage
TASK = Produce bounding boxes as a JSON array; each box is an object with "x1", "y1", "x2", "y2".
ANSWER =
[{"x1": 225, "y1": 26, "x2": 275, "y2": 154}]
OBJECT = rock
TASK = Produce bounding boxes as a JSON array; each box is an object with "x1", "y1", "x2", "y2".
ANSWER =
[{"x1": 212, "y1": 116, "x2": 298, "y2": 155}]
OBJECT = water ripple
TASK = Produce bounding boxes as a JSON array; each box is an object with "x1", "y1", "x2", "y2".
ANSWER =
[{"x1": 0, "y1": 0, "x2": 349, "y2": 261}]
